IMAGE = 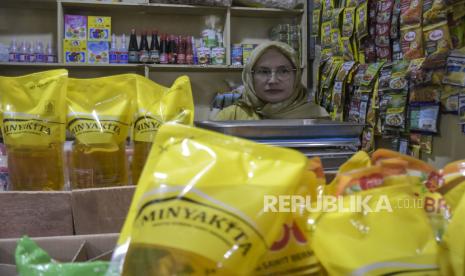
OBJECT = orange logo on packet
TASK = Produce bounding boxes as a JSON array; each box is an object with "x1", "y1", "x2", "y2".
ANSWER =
[{"x1": 270, "y1": 221, "x2": 307, "y2": 251}]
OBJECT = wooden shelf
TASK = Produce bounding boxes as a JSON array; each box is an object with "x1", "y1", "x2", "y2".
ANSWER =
[
  {"x1": 230, "y1": 6, "x2": 303, "y2": 18},
  {"x1": 0, "y1": 62, "x2": 243, "y2": 72},
  {"x1": 60, "y1": 0, "x2": 227, "y2": 15}
]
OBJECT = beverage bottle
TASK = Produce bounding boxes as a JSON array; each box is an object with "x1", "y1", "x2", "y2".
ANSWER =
[
  {"x1": 159, "y1": 34, "x2": 169, "y2": 64},
  {"x1": 8, "y1": 39, "x2": 18, "y2": 62},
  {"x1": 35, "y1": 41, "x2": 45, "y2": 63},
  {"x1": 128, "y1": 29, "x2": 139, "y2": 63},
  {"x1": 192, "y1": 36, "x2": 199, "y2": 64},
  {"x1": 18, "y1": 41, "x2": 27, "y2": 62},
  {"x1": 139, "y1": 30, "x2": 150, "y2": 63},
  {"x1": 168, "y1": 35, "x2": 177, "y2": 64},
  {"x1": 27, "y1": 41, "x2": 36, "y2": 63},
  {"x1": 186, "y1": 36, "x2": 194, "y2": 65},
  {"x1": 177, "y1": 36, "x2": 186, "y2": 64},
  {"x1": 0, "y1": 143, "x2": 9, "y2": 191},
  {"x1": 149, "y1": 30, "x2": 160, "y2": 64},
  {"x1": 119, "y1": 34, "x2": 129, "y2": 64},
  {"x1": 45, "y1": 42, "x2": 55, "y2": 63},
  {"x1": 109, "y1": 33, "x2": 118, "y2": 64}
]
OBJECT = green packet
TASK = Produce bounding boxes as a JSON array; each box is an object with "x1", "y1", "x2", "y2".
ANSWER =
[{"x1": 15, "y1": 236, "x2": 109, "y2": 276}]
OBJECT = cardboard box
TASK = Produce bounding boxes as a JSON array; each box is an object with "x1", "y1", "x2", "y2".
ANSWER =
[
  {"x1": 0, "y1": 233, "x2": 118, "y2": 276},
  {"x1": 88, "y1": 16, "x2": 111, "y2": 42},
  {"x1": 71, "y1": 186, "x2": 134, "y2": 235},
  {"x1": 0, "y1": 186, "x2": 135, "y2": 238},
  {"x1": 87, "y1": 41, "x2": 110, "y2": 64},
  {"x1": 63, "y1": 39, "x2": 87, "y2": 63},
  {"x1": 64, "y1": 15, "x2": 87, "y2": 40},
  {"x1": 0, "y1": 191, "x2": 73, "y2": 239}
]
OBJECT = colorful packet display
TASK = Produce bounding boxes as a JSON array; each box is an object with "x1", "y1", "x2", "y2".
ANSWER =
[
  {"x1": 312, "y1": 9, "x2": 322, "y2": 37},
  {"x1": 400, "y1": 0, "x2": 423, "y2": 25},
  {"x1": 440, "y1": 85, "x2": 461, "y2": 113},
  {"x1": 342, "y1": 7, "x2": 356, "y2": 38},
  {"x1": 443, "y1": 49, "x2": 465, "y2": 87},
  {"x1": 422, "y1": 0, "x2": 447, "y2": 25},
  {"x1": 107, "y1": 124, "x2": 310, "y2": 276},
  {"x1": 0, "y1": 69, "x2": 68, "y2": 191},
  {"x1": 401, "y1": 24, "x2": 424, "y2": 60},
  {"x1": 385, "y1": 90, "x2": 408, "y2": 129},
  {"x1": 409, "y1": 85, "x2": 442, "y2": 104},
  {"x1": 67, "y1": 74, "x2": 136, "y2": 189},
  {"x1": 321, "y1": 21, "x2": 333, "y2": 49},
  {"x1": 409, "y1": 105, "x2": 440, "y2": 133},
  {"x1": 356, "y1": 2, "x2": 369, "y2": 40},
  {"x1": 423, "y1": 21, "x2": 452, "y2": 69},
  {"x1": 132, "y1": 75, "x2": 194, "y2": 185}
]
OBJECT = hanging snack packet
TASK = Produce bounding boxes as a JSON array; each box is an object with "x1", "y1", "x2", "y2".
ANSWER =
[
  {"x1": 409, "y1": 85, "x2": 442, "y2": 104},
  {"x1": 332, "y1": 8, "x2": 344, "y2": 30},
  {"x1": 132, "y1": 75, "x2": 193, "y2": 185},
  {"x1": 342, "y1": 7, "x2": 356, "y2": 38},
  {"x1": 107, "y1": 124, "x2": 309, "y2": 276},
  {"x1": 342, "y1": 37, "x2": 355, "y2": 60},
  {"x1": 356, "y1": 1, "x2": 369, "y2": 40},
  {"x1": 422, "y1": 0, "x2": 447, "y2": 25},
  {"x1": 443, "y1": 49, "x2": 465, "y2": 87},
  {"x1": 401, "y1": 24, "x2": 424, "y2": 60},
  {"x1": 391, "y1": 0, "x2": 402, "y2": 39},
  {"x1": 423, "y1": 21, "x2": 452, "y2": 69},
  {"x1": 321, "y1": 21, "x2": 333, "y2": 50},
  {"x1": 67, "y1": 74, "x2": 136, "y2": 189},
  {"x1": 322, "y1": 0, "x2": 335, "y2": 22},
  {"x1": 384, "y1": 90, "x2": 408, "y2": 129},
  {"x1": 400, "y1": 0, "x2": 423, "y2": 25},
  {"x1": 0, "y1": 69, "x2": 67, "y2": 190},
  {"x1": 409, "y1": 105, "x2": 440, "y2": 133},
  {"x1": 441, "y1": 85, "x2": 462, "y2": 113},
  {"x1": 331, "y1": 29, "x2": 344, "y2": 57},
  {"x1": 312, "y1": 9, "x2": 321, "y2": 37}
]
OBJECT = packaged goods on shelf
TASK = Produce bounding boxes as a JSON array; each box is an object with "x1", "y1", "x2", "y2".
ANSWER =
[
  {"x1": 87, "y1": 41, "x2": 110, "y2": 64},
  {"x1": 64, "y1": 15, "x2": 87, "y2": 40},
  {"x1": 88, "y1": 16, "x2": 111, "y2": 42},
  {"x1": 149, "y1": 0, "x2": 232, "y2": 6},
  {"x1": 232, "y1": 0, "x2": 298, "y2": 9},
  {"x1": 64, "y1": 39, "x2": 87, "y2": 63}
]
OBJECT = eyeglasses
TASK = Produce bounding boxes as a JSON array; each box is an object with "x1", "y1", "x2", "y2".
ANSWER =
[{"x1": 252, "y1": 66, "x2": 297, "y2": 82}]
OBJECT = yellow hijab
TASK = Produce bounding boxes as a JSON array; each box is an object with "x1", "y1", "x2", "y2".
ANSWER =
[{"x1": 237, "y1": 41, "x2": 327, "y2": 119}]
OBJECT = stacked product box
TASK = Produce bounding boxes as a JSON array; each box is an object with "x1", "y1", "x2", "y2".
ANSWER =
[{"x1": 63, "y1": 15, "x2": 111, "y2": 64}]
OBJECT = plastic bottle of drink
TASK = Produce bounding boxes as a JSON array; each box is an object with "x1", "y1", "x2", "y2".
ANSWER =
[
  {"x1": 45, "y1": 42, "x2": 55, "y2": 63},
  {"x1": 128, "y1": 29, "x2": 139, "y2": 63},
  {"x1": 18, "y1": 41, "x2": 27, "y2": 62},
  {"x1": 8, "y1": 39, "x2": 18, "y2": 62},
  {"x1": 119, "y1": 34, "x2": 129, "y2": 64},
  {"x1": 168, "y1": 35, "x2": 177, "y2": 64},
  {"x1": 35, "y1": 41, "x2": 45, "y2": 63},
  {"x1": 109, "y1": 33, "x2": 118, "y2": 64},
  {"x1": 27, "y1": 41, "x2": 36, "y2": 63}
]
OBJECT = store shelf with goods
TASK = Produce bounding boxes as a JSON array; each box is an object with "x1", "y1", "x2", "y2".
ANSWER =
[
  {"x1": 60, "y1": 0, "x2": 227, "y2": 16},
  {"x1": 147, "y1": 64, "x2": 243, "y2": 71},
  {"x1": 230, "y1": 6, "x2": 304, "y2": 18}
]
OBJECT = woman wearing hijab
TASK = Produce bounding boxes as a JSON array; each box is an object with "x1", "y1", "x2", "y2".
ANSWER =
[{"x1": 215, "y1": 41, "x2": 328, "y2": 120}]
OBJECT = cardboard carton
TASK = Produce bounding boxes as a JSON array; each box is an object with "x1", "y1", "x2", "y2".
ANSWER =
[
  {"x1": 0, "y1": 191, "x2": 73, "y2": 239},
  {"x1": 71, "y1": 186, "x2": 135, "y2": 235}
]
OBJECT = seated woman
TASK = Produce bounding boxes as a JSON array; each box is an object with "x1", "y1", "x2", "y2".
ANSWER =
[{"x1": 215, "y1": 41, "x2": 328, "y2": 120}]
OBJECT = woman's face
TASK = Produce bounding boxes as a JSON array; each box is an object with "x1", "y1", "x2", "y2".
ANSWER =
[{"x1": 252, "y1": 48, "x2": 296, "y2": 104}]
